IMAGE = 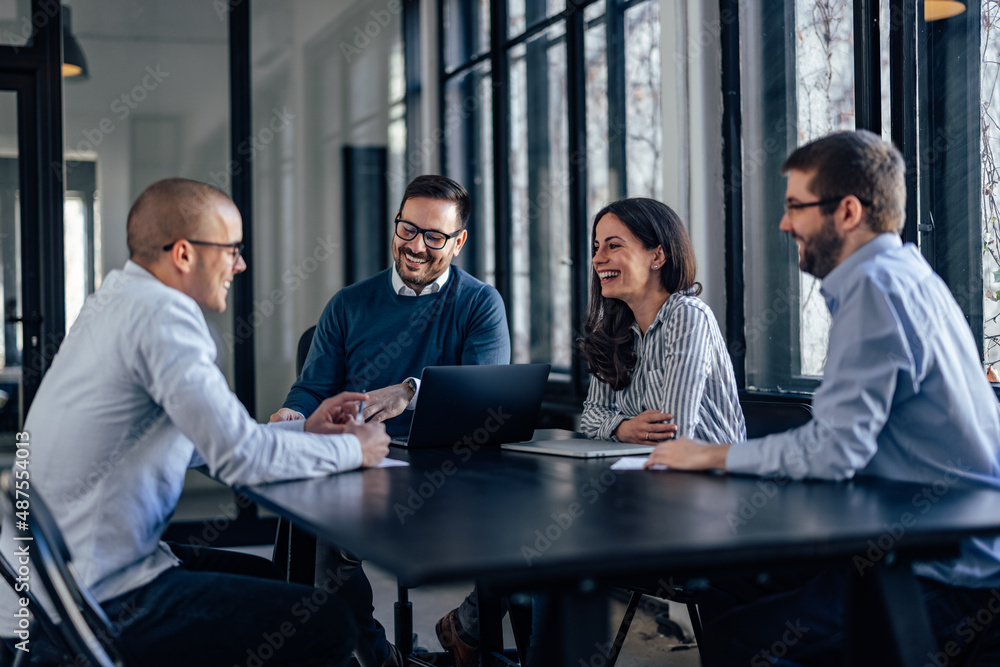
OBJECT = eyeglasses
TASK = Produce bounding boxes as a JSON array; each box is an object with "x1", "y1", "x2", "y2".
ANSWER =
[
  {"x1": 784, "y1": 195, "x2": 871, "y2": 215},
  {"x1": 162, "y1": 239, "x2": 244, "y2": 261},
  {"x1": 394, "y1": 215, "x2": 463, "y2": 250}
]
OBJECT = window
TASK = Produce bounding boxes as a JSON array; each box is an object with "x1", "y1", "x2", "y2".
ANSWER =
[
  {"x1": 441, "y1": 0, "x2": 664, "y2": 392},
  {"x1": 981, "y1": 0, "x2": 1000, "y2": 375},
  {"x1": 738, "y1": 0, "x2": 996, "y2": 394}
]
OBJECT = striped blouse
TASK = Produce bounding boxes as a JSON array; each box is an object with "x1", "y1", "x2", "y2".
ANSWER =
[{"x1": 580, "y1": 292, "x2": 746, "y2": 444}]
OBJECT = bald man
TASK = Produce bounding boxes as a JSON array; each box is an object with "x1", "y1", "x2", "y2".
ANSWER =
[{"x1": 0, "y1": 179, "x2": 389, "y2": 666}]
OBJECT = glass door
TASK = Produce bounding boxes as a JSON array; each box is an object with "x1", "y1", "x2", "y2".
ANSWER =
[{"x1": 0, "y1": 90, "x2": 24, "y2": 438}]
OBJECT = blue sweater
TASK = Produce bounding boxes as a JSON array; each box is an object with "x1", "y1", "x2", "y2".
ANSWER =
[{"x1": 283, "y1": 267, "x2": 511, "y2": 436}]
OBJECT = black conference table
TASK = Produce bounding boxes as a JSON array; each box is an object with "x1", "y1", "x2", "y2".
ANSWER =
[{"x1": 241, "y1": 441, "x2": 1000, "y2": 666}]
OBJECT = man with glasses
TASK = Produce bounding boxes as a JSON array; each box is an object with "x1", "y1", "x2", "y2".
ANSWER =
[
  {"x1": 270, "y1": 174, "x2": 510, "y2": 666},
  {"x1": 645, "y1": 131, "x2": 1000, "y2": 664},
  {"x1": 0, "y1": 178, "x2": 391, "y2": 666}
]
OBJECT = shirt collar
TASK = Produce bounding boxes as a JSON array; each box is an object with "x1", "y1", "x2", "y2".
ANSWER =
[
  {"x1": 391, "y1": 265, "x2": 450, "y2": 297},
  {"x1": 629, "y1": 291, "x2": 683, "y2": 335},
  {"x1": 124, "y1": 259, "x2": 154, "y2": 278},
  {"x1": 820, "y1": 232, "x2": 902, "y2": 310}
]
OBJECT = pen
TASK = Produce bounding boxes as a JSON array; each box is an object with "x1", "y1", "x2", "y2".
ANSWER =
[{"x1": 356, "y1": 399, "x2": 365, "y2": 423}]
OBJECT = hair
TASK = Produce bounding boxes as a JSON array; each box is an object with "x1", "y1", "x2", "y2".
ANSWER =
[
  {"x1": 781, "y1": 130, "x2": 906, "y2": 234},
  {"x1": 580, "y1": 197, "x2": 701, "y2": 391},
  {"x1": 126, "y1": 178, "x2": 233, "y2": 264},
  {"x1": 398, "y1": 175, "x2": 471, "y2": 229}
]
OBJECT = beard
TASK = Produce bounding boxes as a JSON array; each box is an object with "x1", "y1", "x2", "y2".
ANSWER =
[{"x1": 797, "y1": 215, "x2": 844, "y2": 279}]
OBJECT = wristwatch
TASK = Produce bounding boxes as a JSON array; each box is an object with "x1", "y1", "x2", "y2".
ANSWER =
[{"x1": 403, "y1": 377, "x2": 418, "y2": 399}]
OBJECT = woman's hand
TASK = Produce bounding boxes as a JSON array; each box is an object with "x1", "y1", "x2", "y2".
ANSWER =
[{"x1": 614, "y1": 410, "x2": 678, "y2": 444}]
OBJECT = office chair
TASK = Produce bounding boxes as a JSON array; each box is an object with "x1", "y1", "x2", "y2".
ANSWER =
[
  {"x1": 604, "y1": 399, "x2": 814, "y2": 666},
  {"x1": 273, "y1": 326, "x2": 321, "y2": 583},
  {"x1": 0, "y1": 469, "x2": 133, "y2": 667}
]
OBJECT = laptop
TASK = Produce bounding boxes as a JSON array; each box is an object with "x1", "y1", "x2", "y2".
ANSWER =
[
  {"x1": 390, "y1": 363, "x2": 550, "y2": 448},
  {"x1": 501, "y1": 429, "x2": 656, "y2": 458}
]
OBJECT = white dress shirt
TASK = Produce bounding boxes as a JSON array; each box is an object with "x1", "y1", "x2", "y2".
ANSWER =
[{"x1": 0, "y1": 261, "x2": 362, "y2": 634}]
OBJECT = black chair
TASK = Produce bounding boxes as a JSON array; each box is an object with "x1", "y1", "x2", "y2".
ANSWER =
[
  {"x1": 604, "y1": 399, "x2": 814, "y2": 665},
  {"x1": 272, "y1": 325, "x2": 321, "y2": 584},
  {"x1": 0, "y1": 469, "x2": 133, "y2": 667}
]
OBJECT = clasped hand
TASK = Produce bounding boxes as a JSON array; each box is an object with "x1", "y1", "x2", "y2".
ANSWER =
[{"x1": 614, "y1": 410, "x2": 678, "y2": 444}]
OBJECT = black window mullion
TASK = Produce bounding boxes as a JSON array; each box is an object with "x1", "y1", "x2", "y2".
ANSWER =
[
  {"x1": 606, "y1": 0, "x2": 626, "y2": 199},
  {"x1": 403, "y1": 0, "x2": 422, "y2": 184},
  {"x1": 720, "y1": 0, "x2": 745, "y2": 387},
  {"x1": 890, "y1": 0, "x2": 919, "y2": 245},
  {"x1": 491, "y1": 0, "x2": 514, "y2": 325},
  {"x1": 567, "y1": 2, "x2": 589, "y2": 394},
  {"x1": 853, "y1": 0, "x2": 881, "y2": 133},
  {"x1": 228, "y1": 0, "x2": 255, "y2": 417}
]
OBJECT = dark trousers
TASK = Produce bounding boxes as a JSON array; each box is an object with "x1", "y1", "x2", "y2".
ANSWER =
[
  {"x1": 315, "y1": 541, "x2": 391, "y2": 666},
  {"x1": 96, "y1": 543, "x2": 358, "y2": 667},
  {"x1": 697, "y1": 567, "x2": 1000, "y2": 666}
]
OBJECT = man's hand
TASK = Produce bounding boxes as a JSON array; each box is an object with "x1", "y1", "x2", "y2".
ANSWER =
[
  {"x1": 644, "y1": 436, "x2": 730, "y2": 471},
  {"x1": 268, "y1": 407, "x2": 305, "y2": 423},
  {"x1": 304, "y1": 392, "x2": 369, "y2": 433},
  {"x1": 614, "y1": 410, "x2": 678, "y2": 444},
  {"x1": 361, "y1": 383, "x2": 413, "y2": 423},
  {"x1": 340, "y1": 419, "x2": 390, "y2": 467}
]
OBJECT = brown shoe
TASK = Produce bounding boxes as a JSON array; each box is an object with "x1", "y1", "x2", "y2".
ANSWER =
[
  {"x1": 380, "y1": 642, "x2": 403, "y2": 667},
  {"x1": 435, "y1": 609, "x2": 480, "y2": 667}
]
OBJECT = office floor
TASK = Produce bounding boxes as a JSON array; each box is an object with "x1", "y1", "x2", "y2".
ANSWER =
[{"x1": 176, "y1": 472, "x2": 702, "y2": 665}]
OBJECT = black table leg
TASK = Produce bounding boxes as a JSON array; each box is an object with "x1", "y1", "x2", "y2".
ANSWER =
[
  {"x1": 479, "y1": 580, "x2": 506, "y2": 666},
  {"x1": 846, "y1": 558, "x2": 937, "y2": 666},
  {"x1": 532, "y1": 580, "x2": 609, "y2": 667}
]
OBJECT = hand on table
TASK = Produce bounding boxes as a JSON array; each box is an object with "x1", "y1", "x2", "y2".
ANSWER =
[
  {"x1": 644, "y1": 436, "x2": 730, "y2": 471},
  {"x1": 614, "y1": 410, "x2": 678, "y2": 444},
  {"x1": 268, "y1": 407, "x2": 305, "y2": 423},
  {"x1": 360, "y1": 383, "x2": 414, "y2": 423},
  {"x1": 303, "y1": 392, "x2": 369, "y2": 433}
]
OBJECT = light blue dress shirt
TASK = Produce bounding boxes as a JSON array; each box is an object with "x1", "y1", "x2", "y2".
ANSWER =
[
  {"x1": 0, "y1": 261, "x2": 363, "y2": 634},
  {"x1": 727, "y1": 233, "x2": 1000, "y2": 588}
]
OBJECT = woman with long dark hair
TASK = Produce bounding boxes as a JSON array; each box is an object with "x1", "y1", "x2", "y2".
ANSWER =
[{"x1": 580, "y1": 197, "x2": 745, "y2": 444}]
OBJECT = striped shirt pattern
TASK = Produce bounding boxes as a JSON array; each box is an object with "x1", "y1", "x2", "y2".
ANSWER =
[{"x1": 580, "y1": 292, "x2": 746, "y2": 444}]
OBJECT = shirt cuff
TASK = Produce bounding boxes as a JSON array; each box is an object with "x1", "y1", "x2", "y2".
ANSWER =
[
  {"x1": 405, "y1": 377, "x2": 420, "y2": 410},
  {"x1": 602, "y1": 413, "x2": 628, "y2": 442},
  {"x1": 725, "y1": 438, "x2": 765, "y2": 475},
  {"x1": 337, "y1": 433, "x2": 364, "y2": 469},
  {"x1": 266, "y1": 418, "x2": 306, "y2": 432}
]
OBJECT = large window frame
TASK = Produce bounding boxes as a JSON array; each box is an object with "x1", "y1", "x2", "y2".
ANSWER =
[
  {"x1": 439, "y1": 0, "x2": 659, "y2": 410},
  {"x1": 435, "y1": 0, "x2": 994, "y2": 409},
  {"x1": 731, "y1": 0, "x2": 988, "y2": 397}
]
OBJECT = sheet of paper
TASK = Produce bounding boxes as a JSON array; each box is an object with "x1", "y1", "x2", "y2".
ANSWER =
[
  {"x1": 610, "y1": 456, "x2": 667, "y2": 471},
  {"x1": 377, "y1": 458, "x2": 410, "y2": 468}
]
